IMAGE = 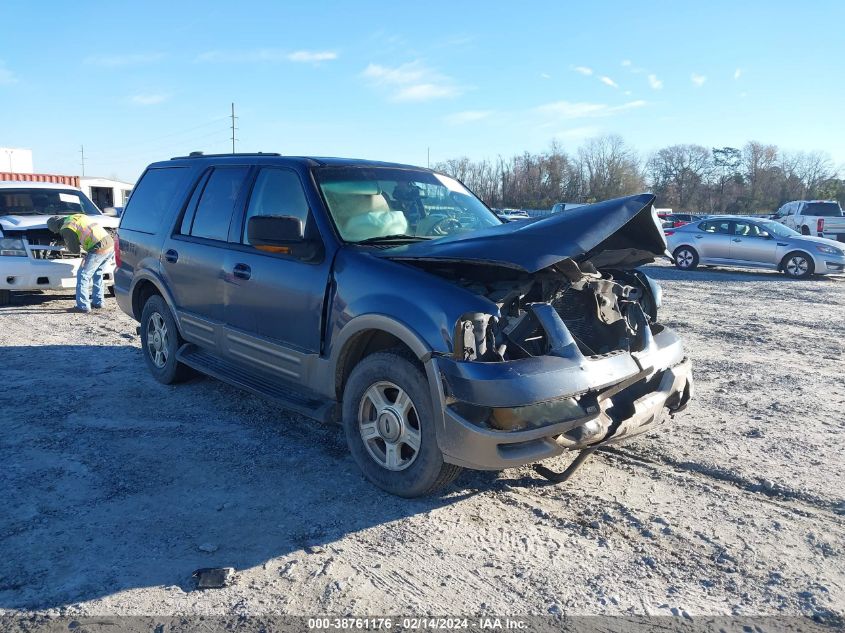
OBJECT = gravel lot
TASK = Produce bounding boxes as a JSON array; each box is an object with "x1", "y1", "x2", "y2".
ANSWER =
[{"x1": 1, "y1": 261, "x2": 843, "y2": 620}]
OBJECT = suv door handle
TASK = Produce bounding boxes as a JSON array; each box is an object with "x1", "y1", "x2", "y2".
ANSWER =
[
  {"x1": 694, "y1": 235, "x2": 703, "y2": 239},
  {"x1": 164, "y1": 249, "x2": 179, "y2": 263},
  {"x1": 233, "y1": 263, "x2": 251, "y2": 280},
  {"x1": 732, "y1": 238, "x2": 742, "y2": 242}
]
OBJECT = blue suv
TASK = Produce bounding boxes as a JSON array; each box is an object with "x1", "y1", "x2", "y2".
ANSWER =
[{"x1": 115, "y1": 153, "x2": 692, "y2": 497}]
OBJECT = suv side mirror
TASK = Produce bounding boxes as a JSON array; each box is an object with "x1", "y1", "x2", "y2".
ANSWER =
[
  {"x1": 248, "y1": 215, "x2": 303, "y2": 245},
  {"x1": 247, "y1": 215, "x2": 322, "y2": 261}
]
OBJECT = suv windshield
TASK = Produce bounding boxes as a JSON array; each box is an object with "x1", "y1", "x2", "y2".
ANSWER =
[
  {"x1": 758, "y1": 220, "x2": 799, "y2": 238},
  {"x1": 803, "y1": 202, "x2": 843, "y2": 217},
  {"x1": 315, "y1": 167, "x2": 501, "y2": 243},
  {"x1": 0, "y1": 188, "x2": 101, "y2": 216}
]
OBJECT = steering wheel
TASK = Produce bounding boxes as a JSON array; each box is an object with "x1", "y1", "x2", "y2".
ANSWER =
[{"x1": 424, "y1": 216, "x2": 462, "y2": 236}]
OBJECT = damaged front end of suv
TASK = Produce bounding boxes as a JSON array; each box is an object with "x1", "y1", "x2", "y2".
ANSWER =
[{"x1": 383, "y1": 194, "x2": 693, "y2": 476}]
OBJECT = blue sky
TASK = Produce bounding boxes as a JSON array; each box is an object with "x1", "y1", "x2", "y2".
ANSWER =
[{"x1": 1, "y1": 0, "x2": 843, "y2": 182}]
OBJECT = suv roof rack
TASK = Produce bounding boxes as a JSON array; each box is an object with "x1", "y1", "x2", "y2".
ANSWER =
[{"x1": 169, "y1": 152, "x2": 282, "y2": 160}]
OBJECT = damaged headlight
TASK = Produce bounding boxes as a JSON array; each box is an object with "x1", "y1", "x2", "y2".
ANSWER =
[{"x1": 0, "y1": 238, "x2": 27, "y2": 257}]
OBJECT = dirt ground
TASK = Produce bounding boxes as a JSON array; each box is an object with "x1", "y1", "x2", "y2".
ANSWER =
[{"x1": 1, "y1": 261, "x2": 843, "y2": 620}]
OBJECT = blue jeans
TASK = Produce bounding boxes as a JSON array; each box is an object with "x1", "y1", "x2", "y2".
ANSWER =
[{"x1": 76, "y1": 251, "x2": 113, "y2": 311}]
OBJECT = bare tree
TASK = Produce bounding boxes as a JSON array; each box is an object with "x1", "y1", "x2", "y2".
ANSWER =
[
  {"x1": 646, "y1": 144, "x2": 712, "y2": 210},
  {"x1": 577, "y1": 135, "x2": 643, "y2": 202}
]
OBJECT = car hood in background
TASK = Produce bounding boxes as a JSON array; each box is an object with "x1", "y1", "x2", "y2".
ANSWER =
[
  {"x1": 0, "y1": 213, "x2": 119, "y2": 233},
  {"x1": 788, "y1": 234, "x2": 845, "y2": 250},
  {"x1": 381, "y1": 193, "x2": 665, "y2": 273}
]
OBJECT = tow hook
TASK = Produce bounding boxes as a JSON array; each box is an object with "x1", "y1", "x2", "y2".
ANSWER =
[{"x1": 533, "y1": 447, "x2": 598, "y2": 483}]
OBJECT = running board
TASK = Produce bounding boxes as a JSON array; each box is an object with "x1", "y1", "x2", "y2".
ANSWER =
[{"x1": 176, "y1": 344, "x2": 335, "y2": 424}]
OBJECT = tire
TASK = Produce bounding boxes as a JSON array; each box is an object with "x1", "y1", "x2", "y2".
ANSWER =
[
  {"x1": 342, "y1": 350, "x2": 462, "y2": 497},
  {"x1": 139, "y1": 295, "x2": 194, "y2": 384},
  {"x1": 781, "y1": 252, "x2": 814, "y2": 279},
  {"x1": 0, "y1": 289, "x2": 10, "y2": 307},
  {"x1": 801, "y1": 226, "x2": 811, "y2": 236},
  {"x1": 673, "y1": 246, "x2": 699, "y2": 270}
]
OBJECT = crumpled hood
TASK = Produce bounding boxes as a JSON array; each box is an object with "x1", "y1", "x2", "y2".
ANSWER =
[
  {"x1": 0, "y1": 214, "x2": 53, "y2": 232},
  {"x1": 380, "y1": 193, "x2": 665, "y2": 273},
  {"x1": 0, "y1": 213, "x2": 119, "y2": 234}
]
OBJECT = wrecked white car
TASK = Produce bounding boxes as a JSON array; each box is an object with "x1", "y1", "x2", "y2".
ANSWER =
[{"x1": 0, "y1": 182, "x2": 118, "y2": 306}]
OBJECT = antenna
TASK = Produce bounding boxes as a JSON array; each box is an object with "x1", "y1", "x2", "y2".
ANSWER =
[
  {"x1": 80, "y1": 145, "x2": 86, "y2": 176},
  {"x1": 230, "y1": 103, "x2": 238, "y2": 154}
]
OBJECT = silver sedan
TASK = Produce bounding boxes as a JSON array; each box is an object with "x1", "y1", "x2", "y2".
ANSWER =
[{"x1": 666, "y1": 216, "x2": 845, "y2": 278}]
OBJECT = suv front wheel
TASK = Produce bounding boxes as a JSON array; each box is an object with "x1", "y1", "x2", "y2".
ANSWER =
[
  {"x1": 140, "y1": 295, "x2": 194, "y2": 384},
  {"x1": 342, "y1": 350, "x2": 462, "y2": 497}
]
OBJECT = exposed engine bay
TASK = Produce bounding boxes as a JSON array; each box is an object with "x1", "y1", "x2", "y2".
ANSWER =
[
  {"x1": 3, "y1": 227, "x2": 116, "y2": 260},
  {"x1": 416, "y1": 259, "x2": 659, "y2": 363}
]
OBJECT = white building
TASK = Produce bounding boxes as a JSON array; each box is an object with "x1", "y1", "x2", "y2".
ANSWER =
[
  {"x1": 0, "y1": 147, "x2": 34, "y2": 174},
  {"x1": 80, "y1": 176, "x2": 134, "y2": 210}
]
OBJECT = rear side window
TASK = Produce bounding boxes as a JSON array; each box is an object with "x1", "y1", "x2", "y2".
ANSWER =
[
  {"x1": 242, "y1": 168, "x2": 310, "y2": 245},
  {"x1": 802, "y1": 202, "x2": 843, "y2": 217},
  {"x1": 188, "y1": 167, "x2": 250, "y2": 241},
  {"x1": 120, "y1": 167, "x2": 189, "y2": 234},
  {"x1": 699, "y1": 220, "x2": 731, "y2": 234}
]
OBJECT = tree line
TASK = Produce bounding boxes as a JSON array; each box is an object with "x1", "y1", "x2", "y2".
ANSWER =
[{"x1": 433, "y1": 136, "x2": 845, "y2": 213}]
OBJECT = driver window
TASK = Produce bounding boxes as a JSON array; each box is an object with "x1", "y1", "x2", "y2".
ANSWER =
[{"x1": 243, "y1": 168, "x2": 310, "y2": 245}]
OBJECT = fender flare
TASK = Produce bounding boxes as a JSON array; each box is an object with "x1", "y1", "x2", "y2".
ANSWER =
[{"x1": 128, "y1": 270, "x2": 184, "y2": 336}]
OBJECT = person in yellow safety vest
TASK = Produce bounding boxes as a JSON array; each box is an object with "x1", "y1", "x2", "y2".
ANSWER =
[{"x1": 47, "y1": 214, "x2": 115, "y2": 314}]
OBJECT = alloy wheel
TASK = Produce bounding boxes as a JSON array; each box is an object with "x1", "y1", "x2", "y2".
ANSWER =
[
  {"x1": 146, "y1": 312, "x2": 169, "y2": 368},
  {"x1": 785, "y1": 255, "x2": 809, "y2": 277},
  {"x1": 676, "y1": 249, "x2": 694, "y2": 268},
  {"x1": 358, "y1": 381, "x2": 422, "y2": 471}
]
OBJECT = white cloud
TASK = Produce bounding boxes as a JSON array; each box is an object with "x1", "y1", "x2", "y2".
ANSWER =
[
  {"x1": 363, "y1": 61, "x2": 463, "y2": 102},
  {"x1": 647, "y1": 74, "x2": 663, "y2": 90},
  {"x1": 691, "y1": 73, "x2": 707, "y2": 87},
  {"x1": 0, "y1": 61, "x2": 17, "y2": 85},
  {"x1": 196, "y1": 49, "x2": 337, "y2": 63},
  {"x1": 540, "y1": 72, "x2": 551, "y2": 79},
  {"x1": 621, "y1": 60, "x2": 632, "y2": 67},
  {"x1": 286, "y1": 50, "x2": 338, "y2": 63},
  {"x1": 445, "y1": 110, "x2": 494, "y2": 125},
  {"x1": 734, "y1": 68, "x2": 742, "y2": 80},
  {"x1": 573, "y1": 66, "x2": 593, "y2": 76},
  {"x1": 85, "y1": 53, "x2": 165, "y2": 67},
  {"x1": 555, "y1": 126, "x2": 600, "y2": 141},
  {"x1": 535, "y1": 99, "x2": 646, "y2": 120},
  {"x1": 599, "y1": 75, "x2": 618, "y2": 88},
  {"x1": 130, "y1": 93, "x2": 169, "y2": 106}
]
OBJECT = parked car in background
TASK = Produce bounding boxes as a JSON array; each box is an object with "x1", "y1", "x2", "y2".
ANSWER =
[
  {"x1": 660, "y1": 213, "x2": 706, "y2": 229},
  {"x1": 494, "y1": 208, "x2": 530, "y2": 222},
  {"x1": 666, "y1": 215, "x2": 845, "y2": 278},
  {"x1": 551, "y1": 202, "x2": 586, "y2": 214},
  {"x1": 115, "y1": 153, "x2": 691, "y2": 496},
  {"x1": 771, "y1": 200, "x2": 845, "y2": 241},
  {"x1": 0, "y1": 181, "x2": 119, "y2": 305}
]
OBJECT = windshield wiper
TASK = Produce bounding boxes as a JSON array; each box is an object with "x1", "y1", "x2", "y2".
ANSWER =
[{"x1": 354, "y1": 234, "x2": 428, "y2": 244}]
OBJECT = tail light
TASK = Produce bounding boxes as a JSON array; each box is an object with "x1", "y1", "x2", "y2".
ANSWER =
[
  {"x1": 817, "y1": 218, "x2": 825, "y2": 234},
  {"x1": 664, "y1": 229, "x2": 675, "y2": 236},
  {"x1": 114, "y1": 234, "x2": 121, "y2": 268}
]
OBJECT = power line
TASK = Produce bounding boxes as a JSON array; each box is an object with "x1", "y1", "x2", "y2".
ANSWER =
[{"x1": 230, "y1": 103, "x2": 238, "y2": 154}]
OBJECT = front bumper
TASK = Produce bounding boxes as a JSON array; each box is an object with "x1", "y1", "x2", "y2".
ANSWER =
[
  {"x1": 431, "y1": 326, "x2": 693, "y2": 470},
  {"x1": 0, "y1": 257, "x2": 114, "y2": 292}
]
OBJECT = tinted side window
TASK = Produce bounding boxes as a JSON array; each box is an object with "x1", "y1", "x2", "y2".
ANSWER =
[
  {"x1": 189, "y1": 167, "x2": 250, "y2": 241},
  {"x1": 700, "y1": 220, "x2": 731, "y2": 234},
  {"x1": 242, "y1": 168, "x2": 310, "y2": 245},
  {"x1": 120, "y1": 167, "x2": 190, "y2": 234}
]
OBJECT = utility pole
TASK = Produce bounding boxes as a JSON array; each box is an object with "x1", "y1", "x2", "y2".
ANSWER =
[
  {"x1": 230, "y1": 103, "x2": 238, "y2": 154},
  {"x1": 80, "y1": 145, "x2": 86, "y2": 176}
]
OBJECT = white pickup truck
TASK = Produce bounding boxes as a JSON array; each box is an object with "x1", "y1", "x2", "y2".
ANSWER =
[
  {"x1": 0, "y1": 181, "x2": 119, "y2": 306},
  {"x1": 772, "y1": 200, "x2": 845, "y2": 242}
]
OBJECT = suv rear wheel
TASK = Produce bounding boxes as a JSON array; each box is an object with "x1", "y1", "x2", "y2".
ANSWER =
[
  {"x1": 342, "y1": 350, "x2": 462, "y2": 497},
  {"x1": 140, "y1": 295, "x2": 194, "y2": 384}
]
